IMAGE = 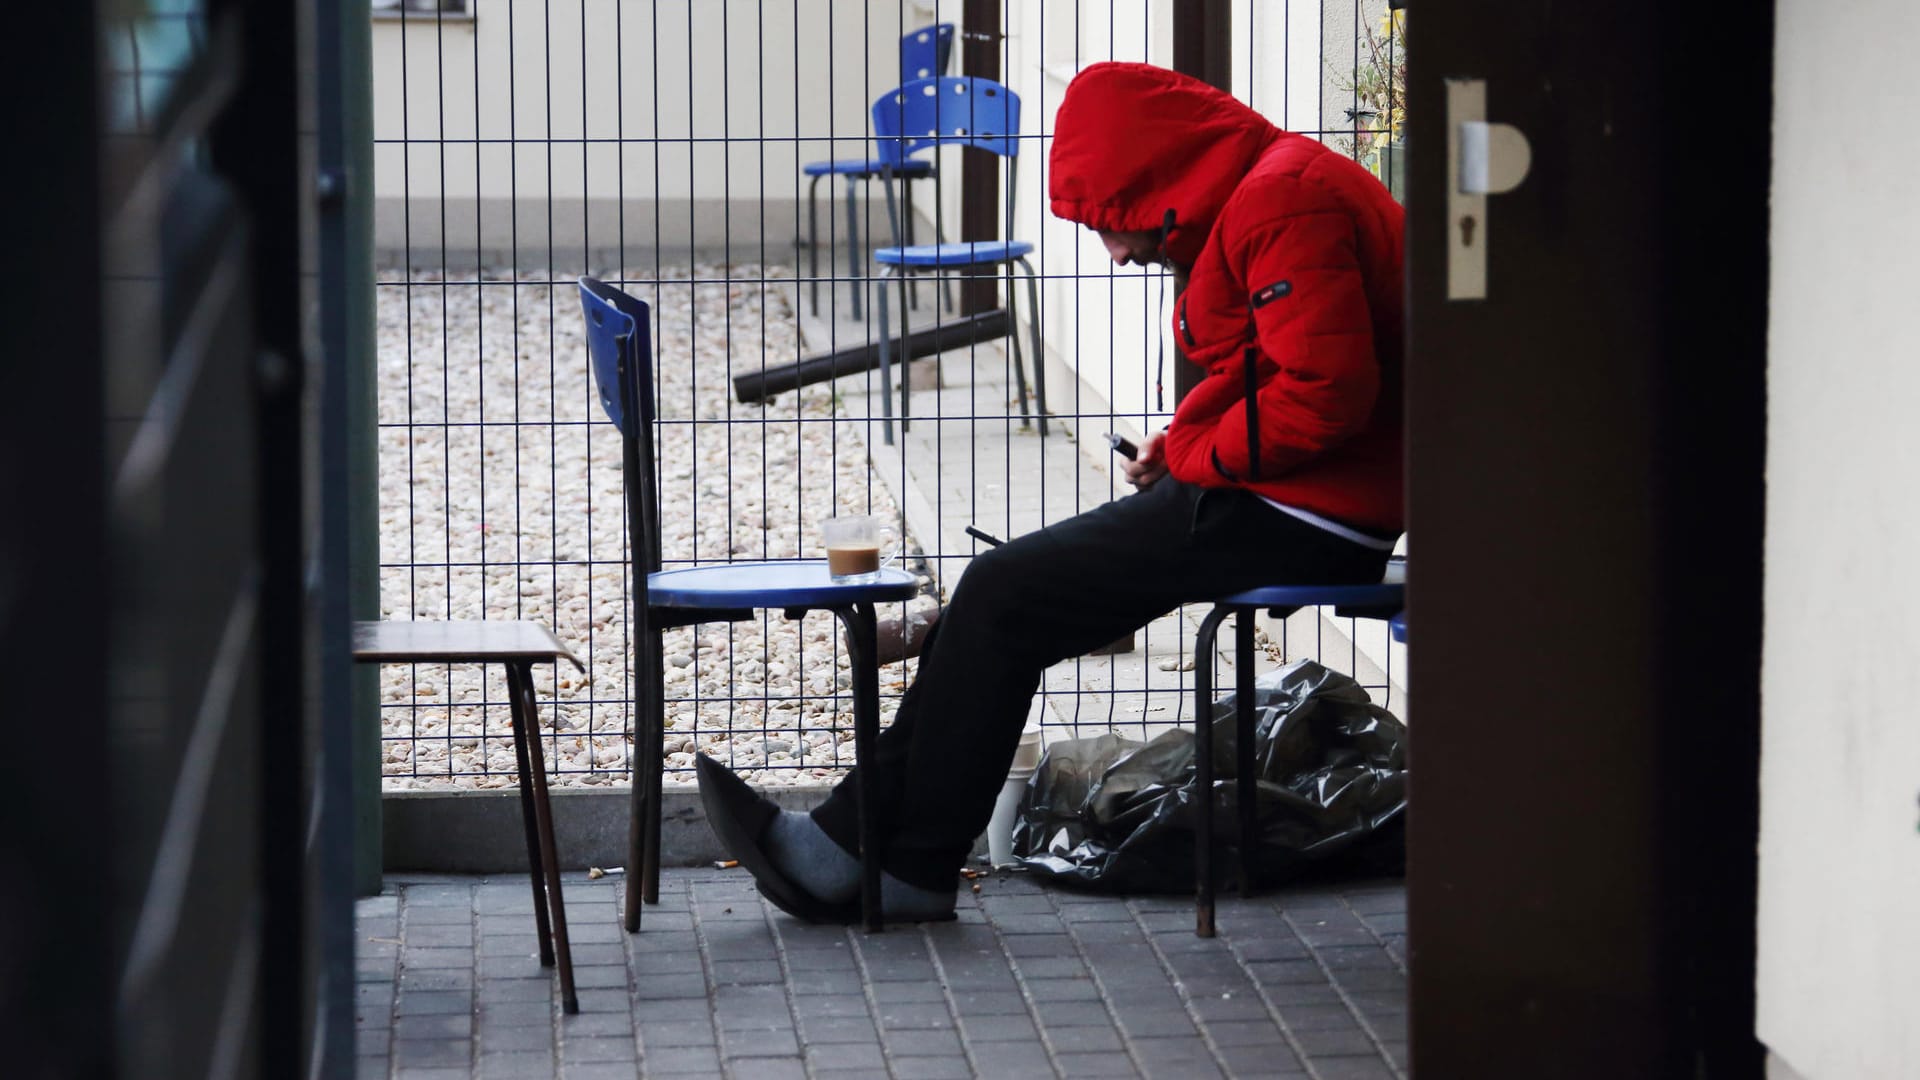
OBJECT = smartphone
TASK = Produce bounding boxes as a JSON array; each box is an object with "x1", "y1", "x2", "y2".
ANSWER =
[{"x1": 1104, "y1": 432, "x2": 1139, "y2": 460}]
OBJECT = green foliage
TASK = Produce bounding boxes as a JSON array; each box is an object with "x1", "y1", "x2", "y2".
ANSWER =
[{"x1": 1332, "y1": 9, "x2": 1407, "y2": 191}]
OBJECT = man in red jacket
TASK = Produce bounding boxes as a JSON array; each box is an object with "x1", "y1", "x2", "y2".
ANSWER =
[{"x1": 699, "y1": 62, "x2": 1404, "y2": 922}]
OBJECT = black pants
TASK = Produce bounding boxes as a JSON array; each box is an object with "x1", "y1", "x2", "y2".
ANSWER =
[{"x1": 811, "y1": 477, "x2": 1390, "y2": 891}]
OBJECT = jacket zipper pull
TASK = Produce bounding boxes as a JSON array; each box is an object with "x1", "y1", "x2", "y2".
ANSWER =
[{"x1": 1156, "y1": 208, "x2": 1177, "y2": 411}]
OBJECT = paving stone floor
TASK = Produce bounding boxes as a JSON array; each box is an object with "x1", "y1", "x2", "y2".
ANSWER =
[{"x1": 355, "y1": 867, "x2": 1407, "y2": 1079}]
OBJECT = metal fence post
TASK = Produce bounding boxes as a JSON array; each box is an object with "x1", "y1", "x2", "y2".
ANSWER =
[{"x1": 318, "y1": 0, "x2": 383, "y2": 899}]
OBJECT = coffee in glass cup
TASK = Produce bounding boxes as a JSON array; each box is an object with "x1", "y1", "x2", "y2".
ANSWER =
[{"x1": 820, "y1": 514, "x2": 893, "y2": 584}]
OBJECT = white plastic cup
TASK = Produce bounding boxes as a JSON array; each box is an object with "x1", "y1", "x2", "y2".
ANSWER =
[
  {"x1": 986, "y1": 769, "x2": 1035, "y2": 868},
  {"x1": 1010, "y1": 724, "x2": 1043, "y2": 772},
  {"x1": 985, "y1": 725, "x2": 1044, "y2": 868}
]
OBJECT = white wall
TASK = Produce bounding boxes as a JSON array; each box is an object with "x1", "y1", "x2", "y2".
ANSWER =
[
  {"x1": 371, "y1": 0, "x2": 939, "y2": 263},
  {"x1": 1757, "y1": 1, "x2": 1920, "y2": 1076}
]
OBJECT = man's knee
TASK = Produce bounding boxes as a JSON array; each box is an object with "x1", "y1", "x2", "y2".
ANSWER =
[{"x1": 955, "y1": 536, "x2": 1040, "y2": 606}]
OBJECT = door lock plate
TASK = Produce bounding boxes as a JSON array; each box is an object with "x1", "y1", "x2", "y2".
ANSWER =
[{"x1": 1447, "y1": 79, "x2": 1533, "y2": 300}]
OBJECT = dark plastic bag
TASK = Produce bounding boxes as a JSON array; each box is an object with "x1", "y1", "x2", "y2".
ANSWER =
[{"x1": 1012, "y1": 659, "x2": 1406, "y2": 892}]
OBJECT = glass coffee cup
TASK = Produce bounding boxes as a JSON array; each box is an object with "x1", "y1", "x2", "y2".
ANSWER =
[{"x1": 820, "y1": 514, "x2": 897, "y2": 584}]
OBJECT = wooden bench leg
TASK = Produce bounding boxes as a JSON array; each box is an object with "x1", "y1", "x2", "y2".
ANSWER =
[
  {"x1": 508, "y1": 662, "x2": 579, "y2": 1014},
  {"x1": 508, "y1": 669, "x2": 556, "y2": 967}
]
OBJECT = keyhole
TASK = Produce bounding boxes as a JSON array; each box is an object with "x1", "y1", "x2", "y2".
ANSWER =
[{"x1": 1458, "y1": 214, "x2": 1477, "y2": 247}]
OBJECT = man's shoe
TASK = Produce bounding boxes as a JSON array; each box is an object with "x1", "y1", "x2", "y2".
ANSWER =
[
  {"x1": 694, "y1": 753, "x2": 855, "y2": 924},
  {"x1": 759, "y1": 873, "x2": 958, "y2": 926}
]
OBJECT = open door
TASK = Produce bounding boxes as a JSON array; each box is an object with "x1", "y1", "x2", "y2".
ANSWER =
[
  {"x1": 1405, "y1": 3, "x2": 1772, "y2": 1075},
  {"x1": 1, "y1": 2, "x2": 352, "y2": 1076}
]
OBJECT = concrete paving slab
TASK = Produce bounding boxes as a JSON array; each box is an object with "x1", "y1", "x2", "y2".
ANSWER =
[{"x1": 357, "y1": 867, "x2": 1405, "y2": 1079}]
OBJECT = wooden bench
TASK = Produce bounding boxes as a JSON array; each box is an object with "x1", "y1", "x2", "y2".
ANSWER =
[{"x1": 353, "y1": 620, "x2": 586, "y2": 1014}]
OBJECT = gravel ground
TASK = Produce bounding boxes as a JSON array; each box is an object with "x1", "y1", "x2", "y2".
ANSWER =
[{"x1": 376, "y1": 264, "x2": 923, "y2": 790}]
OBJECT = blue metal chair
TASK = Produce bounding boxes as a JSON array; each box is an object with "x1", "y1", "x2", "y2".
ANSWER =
[
  {"x1": 1191, "y1": 570, "x2": 1406, "y2": 937},
  {"x1": 871, "y1": 75, "x2": 1047, "y2": 442},
  {"x1": 577, "y1": 276, "x2": 921, "y2": 933},
  {"x1": 801, "y1": 23, "x2": 955, "y2": 320}
]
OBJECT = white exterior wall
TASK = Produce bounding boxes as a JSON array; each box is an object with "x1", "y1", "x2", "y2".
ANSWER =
[
  {"x1": 371, "y1": 0, "x2": 936, "y2": 263},
  {"x1": 1757, "y1": 1, "x2": 1920, "y2": 1076}
]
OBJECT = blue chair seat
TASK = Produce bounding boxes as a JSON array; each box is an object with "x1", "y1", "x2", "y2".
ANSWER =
[
  {"x1": 1390, "y1": 613, "x2": 1408, "y2": 642},
  {"x1": 1213, "y1": 582, "x2": 1404, "y2": 611},
  {"x1": 802, "y1": 157, "x2": 935, "y2": 179},
  {"x1": 874, "y1": 240, "x2": 1034, "y2": 268},
  {"x1": 648, "y1": 562, "x2": 919, "y2": 609},
  {"x1": 1191, "y1": 571, "x2": 1406, "y2": 938}
]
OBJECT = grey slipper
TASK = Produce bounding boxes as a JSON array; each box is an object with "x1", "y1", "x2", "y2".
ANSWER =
[{"x1": 694, "y1": 753, "x2": 855, "y2": 924}]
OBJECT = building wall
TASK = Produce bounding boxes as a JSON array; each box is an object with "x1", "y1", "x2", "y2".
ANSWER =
[
  {"x1": 1757, "y1": 0, "x2": 1920, "y2": 1075},
  {"x1": 371, "y1": 0, "x2": 934, "y2": 265}
]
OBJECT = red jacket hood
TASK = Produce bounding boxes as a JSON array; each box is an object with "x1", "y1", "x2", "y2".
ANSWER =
[{"x1": 1048, "y1": 62, "x2": 1281, "y2": 266}]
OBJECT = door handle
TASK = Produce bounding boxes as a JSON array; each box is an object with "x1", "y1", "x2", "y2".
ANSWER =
[{"x1": 1447, "y1": 79, "x2": 1534, "y2": 300}]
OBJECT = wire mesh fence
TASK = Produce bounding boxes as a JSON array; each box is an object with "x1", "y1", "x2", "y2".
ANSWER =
[{"x1": 371, "y1": 0, "x2": 1404, "y2": 790}]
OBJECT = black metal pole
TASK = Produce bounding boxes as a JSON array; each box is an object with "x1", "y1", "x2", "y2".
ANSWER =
[{"x1": 958, "y1": 0, "x2": 1002, "y2": 316}]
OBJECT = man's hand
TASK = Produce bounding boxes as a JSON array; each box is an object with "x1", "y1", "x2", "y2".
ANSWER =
[{"x1": 1123, "y1": 431, "x2": 1169, "y2": 489}]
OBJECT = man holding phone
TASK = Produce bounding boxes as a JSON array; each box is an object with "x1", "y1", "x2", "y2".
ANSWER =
[{"x1": 699, "y1": 61, "x2": 1404, "y2": 922}]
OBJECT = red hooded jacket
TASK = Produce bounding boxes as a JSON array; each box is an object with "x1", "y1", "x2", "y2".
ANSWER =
[{"x1": 1049, "y1": 63, "x2": 1404, "y2": 535}]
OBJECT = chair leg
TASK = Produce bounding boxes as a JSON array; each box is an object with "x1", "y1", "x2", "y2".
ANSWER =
[
  {"x1": 896, "y1": 267, "x2": 915, "y2": 433},
  {"x1": 509, "y1": 670, "x2": 556, "y2": 964},
  {"x1": 901, "y1": 177, "x2": 920, "y2": 311},
  {"x1": 644, "y1": 631, "x2": 665, "y2": 906},
  {"x1": 622, "y1": 749, "x2": 646, "y2": 930},
  {"x1": 876, "y1": 268, "x2": 896, "y2": 446},
  {"x1": 1194, "y1": 605, "x2": 1230, "y2": 938},
  {"x1": 508, "y1": 662, "x2": 579, "y2": 1014},
  {"x1": 807, "y1": 175, "x2": 823, "y2": 318},
  {"x1": 1235, "y1": 609, "x2": 1260, "y2": 898},
  {"x1": 1019, "y1": 256, "x2": 1049, "y2": 437},
  {"x1": 934, "y1": 201, "x2": 955, "y2": 313},
  {"x1": 833, "y1": 603, "x2": 884, "y2": 933},
  {"x1": 845, "y1": 178, "x2": 863, "y2": 321},
  {"x1": 1002, "y1": 262, "x2": 1034, "y2": 433},
  {"x1": 623, "y1": 627, "x2": 660, "y2": 931}
]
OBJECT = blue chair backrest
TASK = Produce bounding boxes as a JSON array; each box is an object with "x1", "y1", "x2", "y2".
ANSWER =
[
  {"x1": 578, "y1": 276, "x2": 653, "y2": 438},
  {"x1": 873, "y1": 76, "x2": 1021, "y2": 166},
  {"x1": 578, "y1": 276, "x2": 664, "y2": 577},
  {"x1": 900, "y1": 23, "x2": 955, "y2": 83}
]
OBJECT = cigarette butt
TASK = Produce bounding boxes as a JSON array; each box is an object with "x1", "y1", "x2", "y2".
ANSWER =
[
  {"x1": 715, "y1": 859, "x2": 740, "y2": 870},
  {"x1": 587, "y1": 866, "x2": 606, "y2": 880}
]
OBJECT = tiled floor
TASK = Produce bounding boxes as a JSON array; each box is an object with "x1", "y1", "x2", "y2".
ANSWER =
[{"x1": 355, "y1": 867, "x2": 1407, "y2": 1079}]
